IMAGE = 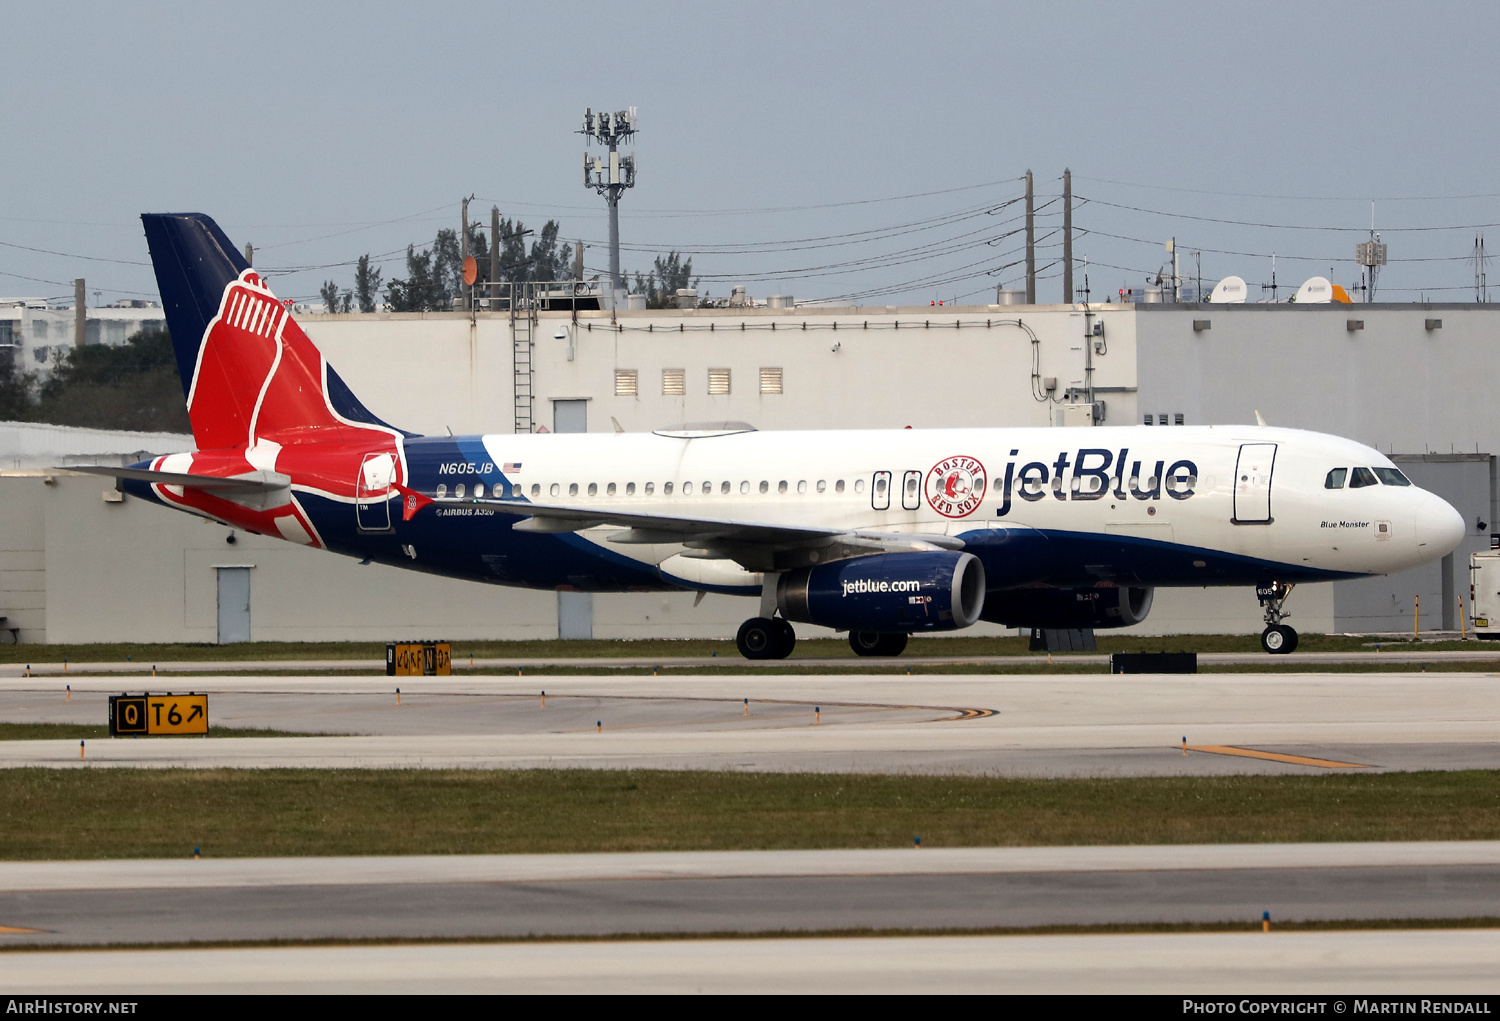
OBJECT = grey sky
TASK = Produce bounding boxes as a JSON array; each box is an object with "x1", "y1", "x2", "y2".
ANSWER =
[{"x1": 5, "y1": 0, "x2": 1499, "y2": 306}]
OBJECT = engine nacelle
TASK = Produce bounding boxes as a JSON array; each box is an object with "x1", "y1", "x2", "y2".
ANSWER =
[
  {"x1": 980, "y1": 585, "x2": 1154, "y2": 630},
  {"x1": 777, "y1": 551, "x2": 986, "y2": 633}
]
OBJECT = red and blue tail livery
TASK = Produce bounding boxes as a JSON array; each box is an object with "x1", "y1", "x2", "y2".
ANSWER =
[{"x1": 76, "y1": 212, "x2": 1464, "y2": 658}]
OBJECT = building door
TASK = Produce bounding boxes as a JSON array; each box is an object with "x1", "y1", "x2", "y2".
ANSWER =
[
  {"x1": 553, "y1": 399, "x2": 588, "y2": 434},
  {"x1": 1233, "y1": 443, "x2": 1277, "y2": 524},
  {"x1": 552, "y1": 399, "x2": 592, "y2": 638},
  {"x1": 356, "y1": 452, "x2": 395, "y2": 532},
  {"x1": 216, "y1": 567, "x2": 252, "y2": 644}
]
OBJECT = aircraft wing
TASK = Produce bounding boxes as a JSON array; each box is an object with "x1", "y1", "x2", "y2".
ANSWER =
[
  {"x1": 412, "y1": 489, "x2": 964, "y2": 573},
  {"x1": 64, "y1": 466, "x2": 291, "y2": 492}
]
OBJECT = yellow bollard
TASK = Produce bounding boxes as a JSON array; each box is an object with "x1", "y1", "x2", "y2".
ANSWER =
[
  {"x1": 815, "y1": 706, "x2": 821, "y2": 725},
  {"x1": 1262, "y1": 910, "x2": 1270, "y2": 933},
  {"x1": 66, "y1": 685, "x2": 70, "y2": 703},
  {"x1": 152, "y1": 665, "x2": 157, "y2": 677},
  {"x1": 596, "y1": 720, "x2": 602, "y2": 733},
  {"x1": 470, "y1": 655, "x2": 474, "y2": 669},
  {"x1": 63, "y1": 659, "x2": 68, "y2": 673},
  {"x1": 1460, "y1": 596, "x2": 1468, "y2": 640},
  {"x1": 396, "y1": 688, "x2": 401, "y2": 706},
  {"x1": 744, "y1": 698, "x2": 749, "y2": 717},
  {"x1": 1414, "y1": 594, "x2": 1420, "y2": 640},
  {"x1": 541, "y1": 690, "x2": 546, "y2": 708},
  {"x1": 1182, "y1": 736, "x2": 1187, "y2": 756},
  {"x1": 79, "y1": 740, "x2": 85, "y2": 760}
]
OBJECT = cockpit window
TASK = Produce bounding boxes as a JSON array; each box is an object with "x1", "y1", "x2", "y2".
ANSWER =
[
  {"x1": 1373, "y1": 467, "x2": 1411, "y2": 486},
  {"x1": 1350, "y1": 467, "x2": 1379, "y2": 488},
  {"x1": 1324, "y1": 468, "x2": 1347, "y2": 490}
]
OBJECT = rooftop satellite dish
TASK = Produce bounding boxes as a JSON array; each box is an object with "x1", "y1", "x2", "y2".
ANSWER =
[
  {"x1": 1294, "y1": 276, "x2": 1333, "y2": 303},
  {"x1": 462, "y1": 257, "x2": 478, "y2": 287},
  {"x1": 1210, "y1": 276, "x2": 1247, "y2": 303}
]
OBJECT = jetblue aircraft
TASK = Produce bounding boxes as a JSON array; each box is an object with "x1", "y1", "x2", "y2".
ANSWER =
[{"x1": 81, "y1": 213, "x2": 1465, "y2": 658}]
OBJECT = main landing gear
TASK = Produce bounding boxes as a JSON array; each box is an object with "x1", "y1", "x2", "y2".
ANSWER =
[
  {"x1": 849, "y1": 631, "x2": 909, "y2": 657},
  {"x1": 736, "y1": 617, "x2": 797, "y2": 660},
  {"x1": 1257, "y1": 581, "x2": 1298, "y2": 655}
]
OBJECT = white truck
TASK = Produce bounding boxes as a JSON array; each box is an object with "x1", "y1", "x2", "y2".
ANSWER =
[{"x1": 1469, "y1": 548, "x2": 1500, "y2": 638}]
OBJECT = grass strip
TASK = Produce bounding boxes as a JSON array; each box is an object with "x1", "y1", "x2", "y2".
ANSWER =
[
  {"x1": 3, "y1": 633, "x2": 1490, "y2": 664},
  {"x1": 3, "y1": 917, "x2": 1498, "y2": 954},
  {"x1": 0, "y1": 723, "x2": 331, "y2": 741},
  {"x1": 1, "y1": 768, "x2": 1497, "y2": 860}
]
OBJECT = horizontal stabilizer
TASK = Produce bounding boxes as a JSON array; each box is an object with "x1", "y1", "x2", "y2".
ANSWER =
[{"x1": 64, "y1": 465, "x2": 290, "y2": 492}]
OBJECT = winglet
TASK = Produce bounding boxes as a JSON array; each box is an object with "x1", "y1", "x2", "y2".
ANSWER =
[
  {"x1": 1254, "y1": 410, "x2": 1268, "y2": 427},
  {"x1": 393, "y1": 483, "x2": 433, "y2": 521}
]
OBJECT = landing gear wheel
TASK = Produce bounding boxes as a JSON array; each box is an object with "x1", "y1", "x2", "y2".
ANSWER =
[
  {"x1": 773, "y1": 618, "x2": 797, "y2": 659},
  {"x1": 849, "y1": 631, "x2": 909, "y2": 657},
  {"x1": 1260, "y1": 624, "x2": 1298, "y2": 655},
  {"x1": 737, "y1": 618, "x2": 780, "y2": 660}
]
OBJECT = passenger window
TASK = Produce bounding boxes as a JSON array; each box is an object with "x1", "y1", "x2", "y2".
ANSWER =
[
  {"x1": 816, "y1": 480, "x2": 826, "y2": 493},
  {"x1": 607, "y1": 482, "x2": 616, "y2": 496},
  {"x1": 531, "y1": 484, "x2": 540, "y2": 497},
  {"x1": 855, "y1": 478, "x2": 866, "y2": 493},
  {"x1": 664, "y1": 482, "x2": 674, "y2": 495},
  {"x1": 455, "y1": 484, "x2": 466, "y2": 498},
  {"x1": 626, "y1": 482, "x2": 635, "y2": 495},
  {"x1": 721, "y1": 481, "x2": 729, "y2": 494},
  {"x1": 568, "y1": 483, "x2": 578, "y2": 497},
  {"x1": 587, "y1": 483, "x2": 597, "y2": 496},
  {"x1": 740, "y1": 481, "x2": 750, "y2": 494},
  {"x1": 778, "y1": 481, "x2": 788, "y2": 494},
  {"x1": 759, "y1": 481, "x2": 769, "y2": 494},
  {"x1": 704, "y1": 482, "x2": 713, "y2": 494},
  {"x1": 682, "y1": 481, "x2": 692, "y2": 495},
  {"x1": 875, "y1": 477, "x2": 887, "y2": 497},
  {"x1": 797, "y1": 480, "x2": 807, "y2": 494},
  {"x1": 550, "y1": 483, "x2": 560, "y2": 497},
  {"x1": 436, "y1": 484, "x2": 447, "y2": 498},
  {"x1": 1325, "y1": 468, "x2": 1347, "y2": 490},
  {"x1": 836, "y1": 480, "x2": 845, "y2": 493},
  {"x1": 644, "y1": 482, "x2": 654, "y2": 495},
  {"x1": 474, "y1": 483, "x2": 485, "y2": 498},
  {"x1": 1373, "y1": 467, "x2": 1412, "y2": 486},
  {"x1": 1350, "y1": 467, "x2": 1378, "y2": 488}
]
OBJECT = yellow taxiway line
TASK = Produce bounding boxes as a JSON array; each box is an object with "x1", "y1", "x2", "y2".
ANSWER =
[{"x1": 1186, "y1": 745, "x2": 1371, "y2": 769}]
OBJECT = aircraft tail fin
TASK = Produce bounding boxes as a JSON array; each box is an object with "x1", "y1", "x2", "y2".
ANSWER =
[{"x1": 141, "y1": 213, "x2": 407, "y2": 450}]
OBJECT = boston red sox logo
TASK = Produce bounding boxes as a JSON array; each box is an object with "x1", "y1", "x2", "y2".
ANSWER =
[{"x1": 925, "y1": 455, "x2": 987, "y2": 518}]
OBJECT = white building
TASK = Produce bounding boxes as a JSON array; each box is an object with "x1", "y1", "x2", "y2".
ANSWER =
[{"x1": 0, "y1": 299, "x2": 166, "y2": 381}]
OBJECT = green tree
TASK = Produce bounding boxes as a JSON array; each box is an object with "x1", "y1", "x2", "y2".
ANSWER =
[
  {"x1": 33, "y1": 328, "x2": 190, "y2": 433},
  {"x1": 354, "y1": 255, "x2": 382, "y2": 313},
  {"x1": 319, "y1": 280, "x2": 351, "y2": 314},
  {"x1": 384, "y1": 245, "x2": 440, "y2": 312},
  {"x1": 634, "y1": 252, "x2": 699, "y2": 308},
  {"x1": 0, "y1": 345, "x2": 35, "y2": 421}
]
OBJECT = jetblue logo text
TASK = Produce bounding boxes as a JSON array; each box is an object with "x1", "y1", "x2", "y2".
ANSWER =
[
  {"x1": 994, "y1": 448, "x2": 1198, "y2": 517},
  {"x1": 841, "y1": 579, "x2": 922, "y2": 597}
]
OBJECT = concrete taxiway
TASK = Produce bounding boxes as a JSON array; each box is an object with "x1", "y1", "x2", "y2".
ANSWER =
[
  {"x1": 3, "y1": 928, "x2": 1498, "y2": 994},
  {"x1": 0, "y1": 671, "x2": 1496, "y2": 775},
  {"x1": 0, "y1": 843, "x2": 1496, "y2": 949}
]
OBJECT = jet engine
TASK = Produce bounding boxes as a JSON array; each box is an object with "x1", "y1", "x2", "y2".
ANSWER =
[
  {"x1": 776, "y1": 551, "x2": 986, "y2": 633},
  {"x1": 980, "y1": 585, "x2": 1154, "y2": 630}
]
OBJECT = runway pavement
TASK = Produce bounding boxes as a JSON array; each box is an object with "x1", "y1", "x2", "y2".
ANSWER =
[
  {"x1": 0, "y1": 671, "x2": 1496, "y2": 775},
  {"x1": 0, "y1": 844, "x2": 1496, "y2": 949}
]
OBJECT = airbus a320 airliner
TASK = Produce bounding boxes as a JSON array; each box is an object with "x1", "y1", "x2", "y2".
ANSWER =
[{"x1": 79, "y1": 213, "x2": 1465, "y2": 658}]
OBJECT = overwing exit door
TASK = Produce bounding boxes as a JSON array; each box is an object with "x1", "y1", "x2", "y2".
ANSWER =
[{"x1": 1232, "y1": 443, "x2": 1277, "y2": 524}]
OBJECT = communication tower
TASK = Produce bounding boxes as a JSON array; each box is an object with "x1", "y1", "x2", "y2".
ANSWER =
[{"x1": 580, "y1": 107, "x2": 638, "y2": 293}]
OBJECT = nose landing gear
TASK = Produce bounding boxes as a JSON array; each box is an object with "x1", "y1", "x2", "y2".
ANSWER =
[{"x1": 1257, "y1": 581, "x2": 1298, "y2": 654}]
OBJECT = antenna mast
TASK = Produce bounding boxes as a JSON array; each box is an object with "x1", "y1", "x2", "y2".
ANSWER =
[{"x1": 581, "y1": 107, "x2": 638, "y2": 295}]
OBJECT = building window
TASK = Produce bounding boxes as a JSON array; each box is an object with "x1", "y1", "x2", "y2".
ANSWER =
[
  {"x1": 759, "y1": 367, "x2": 783, "y2": 394},
  {"x1": 615, "y1": 369, "x2": 638, "y2": 396},
  {"x1": 708, "y1": 368, "x2": 731, "y2": 395},
  {"x1": 662, "y1": 369, "x2": 686, "y2": 395}
]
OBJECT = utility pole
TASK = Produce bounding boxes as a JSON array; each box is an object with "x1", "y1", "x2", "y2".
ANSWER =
[
  {"x1": 1062, "y1": 168, "x2": 1073, "y2": 304},
  {"x1": 1475, "y1": 234, "x2": 1488, "y2": 303},
  {"x1": 459, "y1": 195, "x2": 475, "y2": 311},
  {"x1": 1024, "y1": 169, "x2": 1035, "y2": 304},
  {"x1": 575, "y1": 241, "x2": 584, "y2": 282},
  {"x1": 581, "y1": 107, "x2": 638, "y2": 296},
  {"x1": 74, "y1": 279, "x2": 85, "y2": 346},
  {"x1": 490, "y1": 206, "x2": 501, "y2": 305},
  {"x1": 244, "y1": 244, "x2": 253, "y2": 267}
]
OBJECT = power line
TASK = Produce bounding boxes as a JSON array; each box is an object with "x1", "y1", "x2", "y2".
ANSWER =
[{"x1": 1077, "y1": 196, "x2": 1500, "y2": 234}]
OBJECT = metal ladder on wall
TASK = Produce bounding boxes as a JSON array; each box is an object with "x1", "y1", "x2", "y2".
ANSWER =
[{"x1": 511, "y1": 286, "x2": 534, "y2": 434}]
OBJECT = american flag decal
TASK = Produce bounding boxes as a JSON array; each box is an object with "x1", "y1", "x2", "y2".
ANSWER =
[{"x1": 502, "y1": 462, "x2": 522, "y2": 473}]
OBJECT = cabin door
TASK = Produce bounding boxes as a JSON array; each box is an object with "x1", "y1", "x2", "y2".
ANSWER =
[
  {"x1": 1232, "y1": 443, "x2": 1277, "y2": 524},
  {"x1": 356, "y1": 452, "x2": 396, "y2": 532}
]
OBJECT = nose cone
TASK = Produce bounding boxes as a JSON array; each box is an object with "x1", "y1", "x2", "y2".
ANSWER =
[{"x1": 1416, "y1": 493, "x2": 1465, "y2": 560}]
